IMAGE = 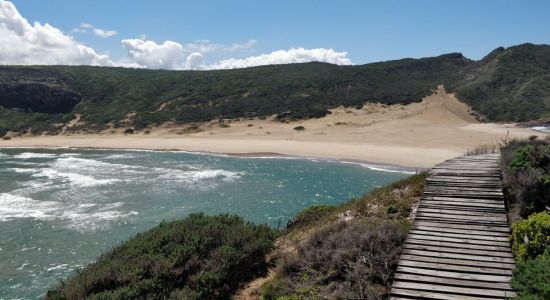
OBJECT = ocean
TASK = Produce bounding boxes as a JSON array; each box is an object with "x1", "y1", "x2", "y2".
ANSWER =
[{"x1": 0, "y1": 148, "x2": 409, "y2": 299}]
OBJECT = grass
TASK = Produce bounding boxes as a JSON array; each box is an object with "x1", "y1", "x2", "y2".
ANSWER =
[{"x1": 465, "y1": 143, "x2": 499, "y2": 156}]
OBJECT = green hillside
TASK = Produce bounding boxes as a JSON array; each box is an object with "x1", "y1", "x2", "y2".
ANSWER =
[{"x1": 1, "y1": 43, "x2": 549, "y2": 137}]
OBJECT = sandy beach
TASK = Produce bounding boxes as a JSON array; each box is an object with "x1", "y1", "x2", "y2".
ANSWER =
[{"x1": 1, "y1": 87, "x2": 545, "y2": 168}]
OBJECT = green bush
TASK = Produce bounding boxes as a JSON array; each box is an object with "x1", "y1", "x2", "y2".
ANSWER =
[
  {"x1": 511, "y1": 211, "x2": 550, "y2": 263},
  {"x1": 501, "y1": 138, "x2": 550, "y2": 218},
  {"x1": 511, "y1": 248, "x2": 550, "y2": 299},
  {"x1": 47, "y1": 214, "x2": 277, "y2": 300}
]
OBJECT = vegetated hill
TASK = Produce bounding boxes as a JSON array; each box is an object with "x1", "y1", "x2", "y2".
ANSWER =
[
  {"x1": 452, "y1": 43, "x2": 550, "y2": 122},
  {"x1": 0, "y1": 43, "x2": 549, "y2": 137}
]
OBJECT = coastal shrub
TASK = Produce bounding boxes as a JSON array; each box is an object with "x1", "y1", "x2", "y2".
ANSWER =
[
  {"x1": 510, "y1": 211, "x2": 550, "y2": 262},
  {"x1": 262, "y1": 220, "x2": 408, "y2": 299},
  {"x1": 262, "y1": 173, "x2": 427, "y2": 299},
  {"x1": 46, "y1": 214, "x2": 277, "y2": 300},
  {"x1": 501, "y1": 138, "x2": 550, "y2": 218},
  {"x1": 511, "y1": 248, "x2": 550, "y2": 299},
  {"x1": 123, "y1": 128, "x2": 134, "y2": 134},
  {"x1": 286, "y1": 204, "x2": 335, "y2": 229},
  {"x1": 293, "y1": 126, "x2": 305, "y2": 131},
  {"x1": 219, "y1": 123, "x2": 230, "y2": 128}
]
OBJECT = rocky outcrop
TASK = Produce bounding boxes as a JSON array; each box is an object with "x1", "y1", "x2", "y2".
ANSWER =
[{"x1": 0, "y1": 83, "x2": 81, "y2": 114}]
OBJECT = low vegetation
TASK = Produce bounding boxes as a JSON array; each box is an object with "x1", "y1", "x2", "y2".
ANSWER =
[
  {"x1": 510, "y1": 211, "x2": 550, "y2": 263},
  {"x1": 465, "y1": 143, "x2": 499, "y2": 156},
  {"x1": 500, "y1": 137, "x2": 550, "y2": 219},
  {"x1": 260, "y1": 173, "x2": 427, "y2": 299},
  {"x1": 511, "y1": 248, "x2": 550, "y2": 299},
  {"x1": 500, "y1": 137, "x2": 550, "y2": 299},
  {"x1": 46, "y1": 214, "x2": 277, "y2": 299},
  {"x1": 2, "y1": 44, "x2": 550, "y2": 137}
]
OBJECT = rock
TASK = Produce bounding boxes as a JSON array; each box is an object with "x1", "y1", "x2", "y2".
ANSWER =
[{"x1": 0, "y1": 83, "x2": 82, "y2": 113}]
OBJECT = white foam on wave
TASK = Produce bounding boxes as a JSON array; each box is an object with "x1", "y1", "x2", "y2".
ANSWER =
[
  {"x1": 339, "y1": 160, "x2": 418, "y2": 174},
  {"x1": 32, "y1": 169, "x2": 119, "y2": 187},
  {"x1": 532, "y1": 126, "x2": 550, "y2": 133},
  {"x1": 0, "y1": 193, "x2": 58, "y2": 221},
  {"x1": 13, "y1": 153, "x2": 58, "y2": 159},
  {"x1": 360, "y1": 164, "x2": 417, "y2": 174},
  {"x1": 156, "y1": 167, "x2": 242, "y2": 183},
  {"x1": 7, "y1": 168, "x2": 38, "y2": 174},
  {"x1": 0, "y1": 193, "x2": 136, "y2": 231}
]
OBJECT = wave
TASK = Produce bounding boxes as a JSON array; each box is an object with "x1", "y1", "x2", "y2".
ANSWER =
[
  {"x1": 339, "y1": 160, "x2": 418, "y2": 174},
  {"x1": 532, "y1": 126, "x2": 550, "y2": 133},
  {"x1": 156, "y1": 167, "x2": 242, "y2": 183},
  {"x1": 0, "y1": 193, "x2": 136, "y2": 231},
  {"x1": 0, "y1": 193, "x2": 58, "y2": 221},
  {"x1": 6, "y1": 167, "x2": 39, "y2": 174},
  {"x1": 13, "y1": 153, "x2": 58, "y2": 159},
  {"x1": 32, "y1": 169, "x2": 120, "y2": 187}
]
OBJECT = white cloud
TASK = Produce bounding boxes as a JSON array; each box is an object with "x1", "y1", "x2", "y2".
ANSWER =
[
  {"x1": 118, "y1": 38, "x2": 257, "y2": 70},
  {"x1": 0, "y1": 0, "x2": 352, "y2": 70},
  {"x1": 210, "y1": 48, "x2": 352, "y2": 69},
  {"x1": 121, "y1": 38, "x2": 187, "y2": 70},
  {"x1": 92, "y1": 28, "x2": 117, "y2": 38},
  {"x1": 0, "y1": 0, "x2": 112, "y2": 65},
  {"x1": 73, "y1": 23, "x2": 117, "y2": 38},
  {"x1": 185, "y1": 52, "x2": 204, "y2": 70}
]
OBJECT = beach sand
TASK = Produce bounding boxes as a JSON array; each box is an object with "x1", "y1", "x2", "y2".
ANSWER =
[{"x1": 1, "y1": 87, "x2": 545, "y2": 168}]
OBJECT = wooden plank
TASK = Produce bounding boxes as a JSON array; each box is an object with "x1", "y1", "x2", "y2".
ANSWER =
[
  {"x1": 391, "y1": 281, "x2": 516, "y2": 298},
  {"x1": 397, "y1": 266, "x2": 512, "y2": 282},
  {"x1": 399, "y1": 254, "x2": 515, "y2": 269},
  {"x1": 398, "y1": 260, "x2": 513, "y2": 275},
  {"x1": 406, "y1": 233, "x2": 511, "y2": 247},
  {"x1": 415, "y1": 212, "x2": 508, "y2": 224},
  {"x1": 412, "y1": 224, "x2": 509, "y2": 237},
  {"x1": 419, "y1": 200, "x2": 505, "y2": 209},
  {"x1": 413, "y1": 220, "x2": 510, "y2": 233},
  {"x1": 415, "y1": 208, "x2": 507, "y2": 219},
  {"x1": 394, "y1": 273, "x2": 514, "y2": 290},
  {"x1": 409, "y1": 229, "x2": 510, "y2": 242},
  {"x1": 403, "y1": 243, "x2": 513, "y2": 259},
  {"x1": 406, "y1": 238, "x2": 513, "y2": 252},
  {"x1": 401, "y1": 249, "x2": 515, "y2": 264},
  {"x1": 390, "y1": 288, "x2": 508, "y2": 300},
  {"x1": 390, "y1": 288, "x2": 488, "y2": 300}
]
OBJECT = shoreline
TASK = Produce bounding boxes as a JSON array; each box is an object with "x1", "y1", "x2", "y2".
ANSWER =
[
  {"x1": 0, "y1": 141, "x2": 425, "y2": 174},
  {"x1": 1, "y1": 90, "x2": 545, "y2": 169}
]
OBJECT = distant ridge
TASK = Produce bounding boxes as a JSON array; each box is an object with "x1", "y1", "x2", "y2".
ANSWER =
[{"x1": 1, "y1": 43, "x2": 549, "y2": 136}]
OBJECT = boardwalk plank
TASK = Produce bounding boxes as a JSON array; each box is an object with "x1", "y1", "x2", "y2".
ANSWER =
[{"x1": 390, "y1": 154, "x2": 515, "y2": 298}]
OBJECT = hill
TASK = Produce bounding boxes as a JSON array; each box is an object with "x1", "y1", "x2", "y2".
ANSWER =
[{"x1": 1, "y1": 43, "x2": 549, "y2": 137}]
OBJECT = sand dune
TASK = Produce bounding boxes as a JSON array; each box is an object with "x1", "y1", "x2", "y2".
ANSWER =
[{"x1": 0, "y1": 86, "x2": 545, "y2": 168}]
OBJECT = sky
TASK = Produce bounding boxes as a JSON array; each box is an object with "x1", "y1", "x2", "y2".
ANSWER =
[{"x1": 2, "y1": 0, "x2": 550, "y2": 70}]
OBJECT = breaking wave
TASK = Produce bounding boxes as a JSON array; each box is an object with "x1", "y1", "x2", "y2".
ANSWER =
[{"x1": 0, "y1": 193, "x2": 136, "y2": 231}]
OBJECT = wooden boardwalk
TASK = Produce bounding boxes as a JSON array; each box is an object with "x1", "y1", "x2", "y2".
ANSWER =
[{"x1": 390, "y1": 153, "x2": 516, "y2": 299}]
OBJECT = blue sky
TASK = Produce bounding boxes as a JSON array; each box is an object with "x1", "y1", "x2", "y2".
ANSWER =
[{"x1": 3, "y1": 0, "x2": 550, "y2": 69}]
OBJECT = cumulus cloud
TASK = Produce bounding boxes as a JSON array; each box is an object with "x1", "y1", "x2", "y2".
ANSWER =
[
  {"x1": 0, "y1": 0, "x2": 352, "y2": 70},
  {"x1": 0, "y1": 0, "x2": 112, "y2": 65},
  {"x1": 119, "y1": 38, "x2": 258, "y2": 70},
  {"x1": 73, "y1": 23, "x2": 117, "y2": 38},
  {"x1": 210, "y1": 48, "x2": 352, "y2": 69},
  {"x1": 121, "y1": 38, "x2": 187, "y2": 70}
]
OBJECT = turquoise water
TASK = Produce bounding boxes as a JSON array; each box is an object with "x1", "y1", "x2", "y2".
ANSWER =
[{"x1": 0, "y1": 148, "x2": 408, "y2": 299}]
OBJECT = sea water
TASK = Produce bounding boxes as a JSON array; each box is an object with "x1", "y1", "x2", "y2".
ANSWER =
[{"x1": 0, "y1": 148, "x2": 409, "y2": 299}]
